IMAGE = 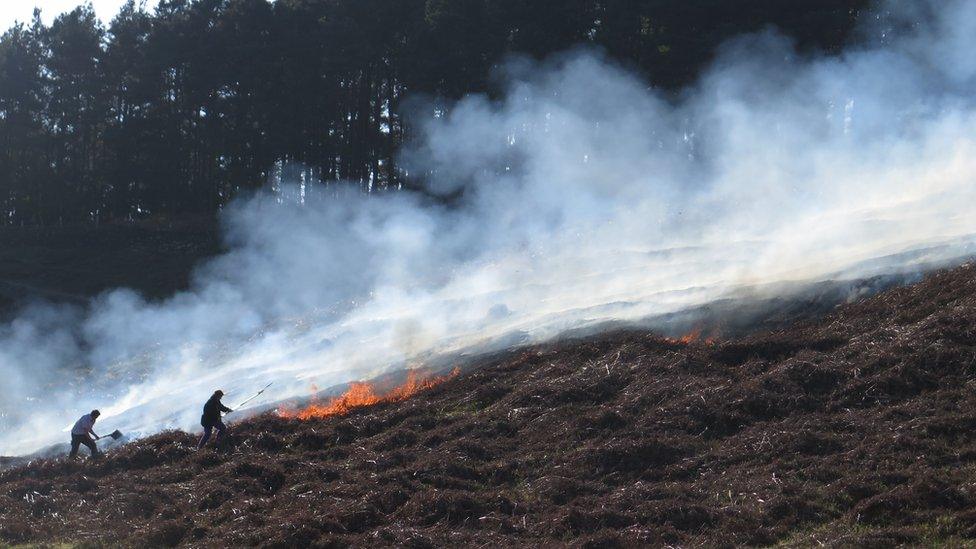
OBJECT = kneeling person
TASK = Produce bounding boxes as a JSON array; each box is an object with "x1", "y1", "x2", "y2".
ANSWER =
[
  {"x1": 198, "y1": 390, "x2": 232, "y2": 449},
  {"x1": 69, "y1": 410, "x2": 102, "y2": 459}
]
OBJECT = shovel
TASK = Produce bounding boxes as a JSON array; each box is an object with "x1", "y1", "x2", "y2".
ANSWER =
[{"x1": 96, "y1": 430, "x2": 123, "y2": 442}]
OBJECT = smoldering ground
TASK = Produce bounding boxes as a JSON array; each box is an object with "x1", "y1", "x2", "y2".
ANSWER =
[{"x1": 2, "y1": 0, "x2": 975, "y2": 455}]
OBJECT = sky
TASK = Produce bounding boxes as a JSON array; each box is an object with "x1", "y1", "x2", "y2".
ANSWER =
[{"x1": 0, "y1": 1, "x2": 159, "y2": 31}]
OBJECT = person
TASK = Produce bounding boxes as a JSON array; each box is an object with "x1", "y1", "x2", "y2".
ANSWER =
[
  {"x1": 198, "y1": 390, "x2": 232, "y2": 449},
  {"x1": 69, "y1": 410, "x2": 102, "y2": 459}
]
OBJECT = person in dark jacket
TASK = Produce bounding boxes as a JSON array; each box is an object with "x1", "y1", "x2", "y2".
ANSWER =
[{"x1": 197, "y1": 390, "x2": 232, "y2": 449}]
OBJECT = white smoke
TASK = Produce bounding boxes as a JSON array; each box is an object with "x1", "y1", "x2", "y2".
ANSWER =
[{"x1": 3, "y1": 0, "x2": 976, "y2": 455}]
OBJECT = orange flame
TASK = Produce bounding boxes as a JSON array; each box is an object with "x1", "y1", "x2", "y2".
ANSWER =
[
  {"x1": 665, "y1": 327, "x2": 719, "y2": 346},
  {"x1": 279, "y1": 367, "x2": 460, "y2": 421}
]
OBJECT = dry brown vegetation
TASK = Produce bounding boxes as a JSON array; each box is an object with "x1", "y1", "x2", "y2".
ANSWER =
[{"x1": 2, "y1": 264, "x2": 976, "y2": 547}]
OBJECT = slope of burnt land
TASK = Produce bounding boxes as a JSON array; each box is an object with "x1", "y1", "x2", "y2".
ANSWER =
[
  {"x1": 3, "y1": 264, "x2": 976, "y2": 547},
  {"x1": 0, "y1": 221, "x2": 220, "y2": 315}
]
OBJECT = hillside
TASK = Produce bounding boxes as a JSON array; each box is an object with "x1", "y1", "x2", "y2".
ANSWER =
[
  {"x1": 2, "y1": 264, "x2": 976, "y2": 547},
  {"x1": 0, "y1": 222, "x2": 219, "y2": 315}
]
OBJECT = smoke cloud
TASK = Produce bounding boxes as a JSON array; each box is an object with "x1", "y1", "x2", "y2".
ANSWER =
[{"x1": 2, "y1": 0, "x2": 976, "y2": 455}]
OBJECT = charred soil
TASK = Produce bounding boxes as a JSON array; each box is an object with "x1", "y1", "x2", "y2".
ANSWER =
[{"x1": 3, "y1": 264, "x2": 976, "y2": 547}]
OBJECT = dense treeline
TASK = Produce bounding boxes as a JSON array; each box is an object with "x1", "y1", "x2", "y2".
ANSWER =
[{"x1": 0, "y1": 0, "x2": 869, "y2": 225}]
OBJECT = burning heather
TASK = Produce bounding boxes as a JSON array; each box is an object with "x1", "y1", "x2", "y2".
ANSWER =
[
  {"x1": 277, "y1": 368, "x2": 460, "y2": 421},
  {"x1": 664, "y1": 328, "x2": 718, "y2": 346},
  {"x1": 4, "y1": 264, "x2": 976, "y2": 546}
]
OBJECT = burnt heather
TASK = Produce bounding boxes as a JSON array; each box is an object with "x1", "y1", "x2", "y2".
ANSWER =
[{"x1": 2, "y1": 264, "x2": 976, "y2": 547}]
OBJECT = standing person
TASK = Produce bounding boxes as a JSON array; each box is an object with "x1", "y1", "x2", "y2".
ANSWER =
[
  {"x1": 69, "y1": 410, "x2": 102, "y2": 459},
  {"x1": 198, "y1": 390, "x2": 232, "y2": 449}
]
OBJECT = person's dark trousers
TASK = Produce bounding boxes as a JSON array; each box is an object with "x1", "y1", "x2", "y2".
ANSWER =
[
  {"x1": 198, "y1": 421, "x2": 226, "y2": 449},
  {"x1": 68, "y1": 434, "x2": 99, "y2": 458}
]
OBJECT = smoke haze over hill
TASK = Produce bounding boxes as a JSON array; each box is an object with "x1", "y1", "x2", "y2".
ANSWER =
[{"x1": 2, "y1": 0, "x2": 975, "y2": 455}]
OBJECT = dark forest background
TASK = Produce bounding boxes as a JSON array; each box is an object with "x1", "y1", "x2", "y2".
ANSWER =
[{"x1": 0, "y1": 0, "x2": 872, "y2": 226}]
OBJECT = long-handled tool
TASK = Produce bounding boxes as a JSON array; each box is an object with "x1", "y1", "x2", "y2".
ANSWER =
[
  {"x1": 234, "y1": 382, "x2": 273, "y2": 410},
  {"x1": 101, "y1": 429, "x2": 123, "y2": 441},
  {"x1": 96, "y1": 430, "x2": 123, "y2": 442}
]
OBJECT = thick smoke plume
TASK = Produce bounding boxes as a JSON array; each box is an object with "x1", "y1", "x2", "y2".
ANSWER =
[{"x1": 2, "y1": 0, "x2": 975, "y2": 455}]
